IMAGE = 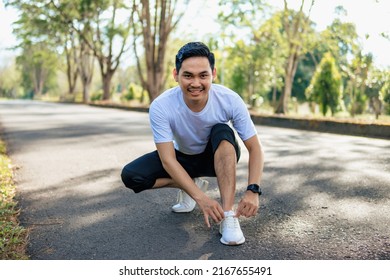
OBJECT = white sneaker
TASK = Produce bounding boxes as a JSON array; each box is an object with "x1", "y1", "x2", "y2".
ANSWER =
[
  {"x1": 219, "y1": 210, "x2": 245, "y2": 245},
  {"x1": 171, "y1": 178, "x2": 209, "y2": 213}
]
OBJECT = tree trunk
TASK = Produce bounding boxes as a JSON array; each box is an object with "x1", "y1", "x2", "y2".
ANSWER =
[
  {"x1": 135, "y1": 0, "x2": 186, "y2": 103},
  {"x1": 82, "y1": 83, "x2": 90, "y2": 103},
  {"x1": 276, "y1": 47, "x2": 300, "y2": 114},
  {"x1": 77, "y1": 40, "x2": 94, "y2": 103},
  {"x1": 102, "y1": 71, "x2": 114, "y2": 101},
  {"x1": 275, "y1": 0, "x2": 314, "y2": 114},
  {"x1": 272, "y1": 85, "x2": 277, "y2": 107},
  {"x1": 64, "y1": 33, "x2": 79, "y2": 96},
  {"x1": 33, "y1": 66, "x2": 46, "y2": 97}
]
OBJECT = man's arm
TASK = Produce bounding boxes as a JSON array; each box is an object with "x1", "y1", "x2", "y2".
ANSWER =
[
  {"x1": 156, "y1": 142, "x2": 224, "y2": 227},
  {"x1": 235, "y1": 134, "x2": 264, "y2": 218}
]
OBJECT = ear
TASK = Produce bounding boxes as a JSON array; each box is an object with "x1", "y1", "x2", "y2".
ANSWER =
[
  {"x1": 212, "y1": 67, "x2": 217, "y2": 81},
  {"x1": 173, "y1": 68, "x2": 178, "y2": 82}
]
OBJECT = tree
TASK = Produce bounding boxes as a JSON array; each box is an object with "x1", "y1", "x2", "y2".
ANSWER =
[
  {"x1": 132, "y1": 0, "x2": 188, "y2": 102},
  {"x1": 63, "y1": 29, "x2": 80, "y2": 97},
  {"x1": 381, "y1": 73, "x2": 390, "y2": 115},
  {"x1": 217, "y1": 1, "x2": 284, "y2": 105},
  {"x1": 0, "y1": 59, "x2": 21, "y2": 98},
  {"x1": 50, "y1": 0, "x2": 134, "y2": 100},
  {"x1": 76, "y1": 38, "x2": 95, "y2": 103},
  {"x1": 291, "y1": 51, "x2": 320, "y2": 102},
  {"x1": 58, "y1": 0, "x2": 96, "y2": 102},
  {"x1": 16, "y1": 42, "x2": 58, "y2": 98},
  {"x1": 275, "y1": 0, "x2": 315, "y2": 114},
  {"x1": 306, "y1": 53, "x2": 342, "y2": 116},
  {"x1": 4, "y1": 1, "x2": 61, "y2": 98},
  {"x1": 365, "y1": 68, "x2": 388, "y2": 119},
  {"x1": 5, "y1": 0, "x2": 83, "y2": 98},
  {"x1": 344, "y1": 53, "x2": 373, "y2": 116}
]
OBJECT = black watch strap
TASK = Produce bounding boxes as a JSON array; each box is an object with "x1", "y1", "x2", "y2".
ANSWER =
[{"x1": 247, "y1": 184, "x2": 262, "y2": 195}]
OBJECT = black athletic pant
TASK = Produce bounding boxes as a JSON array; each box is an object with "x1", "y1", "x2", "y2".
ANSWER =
[{"x1": 121, "y1": 123, "x2": 241, "y2": 193}]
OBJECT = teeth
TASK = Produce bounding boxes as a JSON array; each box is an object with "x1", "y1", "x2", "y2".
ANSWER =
[{"x1": 189, "y1": 88, "x2": 203, "y2": 92}]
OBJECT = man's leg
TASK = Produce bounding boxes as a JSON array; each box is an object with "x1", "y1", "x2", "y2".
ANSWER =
[
  {"x1": 121, "y1": 151, "x2": 170, "y2": 193},
  {"x1": 153, "y1": 178, "x2": 176, "y2": 188},
  {"x1": 209, "y1": 124, "x2": 245, "y2": 245},
  {"x1": 209, "y1": 124, "x2": 240, "y2": 210},
  {"x1": 121, "y1": 150, "x2": 208, "y2": 204},
  {"x1": 214, "y1": 140, "x2": 237, "y2": 211}
]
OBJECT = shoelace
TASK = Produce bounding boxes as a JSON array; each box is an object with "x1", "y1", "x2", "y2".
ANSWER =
[{"x1": 223, "y1": 216, "x2": 240, "y2": 229}]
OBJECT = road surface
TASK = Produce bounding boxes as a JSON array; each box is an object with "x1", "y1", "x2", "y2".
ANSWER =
[{"x1": 0, "y1": 100, "x2": 389, "y2": 260}]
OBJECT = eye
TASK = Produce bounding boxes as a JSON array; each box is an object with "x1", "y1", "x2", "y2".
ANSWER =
[{"x1": 200, "y1": 74, "x2": 209, "y2": 79}]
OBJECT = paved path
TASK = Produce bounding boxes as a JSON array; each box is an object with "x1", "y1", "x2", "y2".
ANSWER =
[{"x1": 0, "y1": 100, "x2": 389, "y2": 260}]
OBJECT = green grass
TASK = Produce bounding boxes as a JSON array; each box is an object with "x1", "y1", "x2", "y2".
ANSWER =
[{"x1": 0, "y1": 139, "x2": 29, "y2": 260}]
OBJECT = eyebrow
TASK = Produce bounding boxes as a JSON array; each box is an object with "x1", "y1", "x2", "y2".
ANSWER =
[{"x1": 182, "y1": 71, "x2": 210, "y2": 75}]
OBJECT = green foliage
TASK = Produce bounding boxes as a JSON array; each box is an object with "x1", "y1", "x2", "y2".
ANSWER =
[
  {"x1": 90, "y1": 91, "x2": 103, "y2": 101},
  {"x1": 381, "y1": 74, "x2": 390, "y2": 114},
  {"x1": 217, "y1": 0, "x2": 270, "y2": 31},
  {"x1": 292, "y1": 51, "x2": 321, "y2": 102},
  {"x1": 230, "y1": 64, "x2": 247, "y2": 97},
  {"x1": 321, "y1": 19, "x2": 359, "y2": 64},
  {"x1": 344, "y1": 52, "x2": 374, "y2": 116},
  {"x1": 217, "y1": 8, "x2": 285, "y2": 105},
  {"x1": 123, "y1": 86, "x2": 135, "y2": 101},
  {"x1": 306, "y1": 53, "x2": 342, "y2": 116},
  {"x1": 16, "y1": 42, "x2": 59, "y2": 98},
  {"x1": 120, "y1": 83, "x2": 144, "y2": 102},
  {"x1": 0, "y1": 60, "x2": 22, "y2": 98}
]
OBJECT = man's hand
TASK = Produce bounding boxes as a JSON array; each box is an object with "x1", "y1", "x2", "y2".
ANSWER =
[
  {"x1": 197, "y1": 196, "x2": 225, "y2": 228},
  {"x1": 235, "y1": 191, "x2": 259, "y2": 218}
]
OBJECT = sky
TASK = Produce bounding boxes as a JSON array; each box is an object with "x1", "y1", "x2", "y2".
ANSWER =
[{"x1": 1, "y1": 0, "x2": 389, "y2": 69}]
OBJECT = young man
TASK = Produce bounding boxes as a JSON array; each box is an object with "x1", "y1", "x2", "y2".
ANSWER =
[{"x1": 121, "y1": 42, "x2": 264, "y2": 245}]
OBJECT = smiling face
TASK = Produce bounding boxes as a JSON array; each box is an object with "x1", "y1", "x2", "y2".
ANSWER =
[{"x1": 173, "y1": 56, "x2": 217, "y2": 112}]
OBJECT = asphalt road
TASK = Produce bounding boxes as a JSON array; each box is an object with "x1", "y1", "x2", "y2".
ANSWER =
[{"x1": 0, "y1": 100, "x2": 389, "y2": 260}]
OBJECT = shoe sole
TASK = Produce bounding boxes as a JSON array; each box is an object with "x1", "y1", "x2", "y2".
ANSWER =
[
  {"x1": 220, "y1": 237, "x2": 245, "y2": 246},
  {"x1": 171, "y1": 206, "x2": 195, "y2": 213}
]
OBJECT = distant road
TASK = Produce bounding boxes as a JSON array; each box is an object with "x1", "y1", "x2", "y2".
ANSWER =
[{"x1": 0, "y1": 100, "x2": 389, "y2": 260}]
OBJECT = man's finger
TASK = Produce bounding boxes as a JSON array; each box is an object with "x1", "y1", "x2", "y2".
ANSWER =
[
  {"x1": 216, "y1": 207, "x2": 225, "y2": 222},
  {"x1": 235, "y1": 203, "x2": 246, "y2": 217},
  {"x1": 204, "y1": 213, "x2": 211, "y2": 228}
]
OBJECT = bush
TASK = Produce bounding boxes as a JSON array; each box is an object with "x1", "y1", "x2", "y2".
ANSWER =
[
  {"x1": 306, "y1": 53, "x2": 342, "y2": 116},
  {"x1": 90, "y1": 91, "x2": 103, "y2": 101},
  {"x1": 121, "y1": 85, "x2": 135, "y2": 101},
  {"x1": 120, "y1": 83, "x2": 146, "y2": 103}
]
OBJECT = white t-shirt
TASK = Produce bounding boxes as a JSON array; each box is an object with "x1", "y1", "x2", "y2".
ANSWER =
[{"x1": 149, "y1": 84, "x2": 257, "y2": 155}]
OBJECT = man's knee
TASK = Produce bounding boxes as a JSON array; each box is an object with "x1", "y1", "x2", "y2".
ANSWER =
[
  {"x1": 210, "y1": 123, "x2": 240, "y2": 160},
  {"x1": 216, "y1": 139, "x2": 236, "y2": 152},
  {"x1": 211, "y1": 123, "x2": 233, "y2": 136},
  {"x1": 121, "y1": 165, "x2": 151, "y2": 193}
]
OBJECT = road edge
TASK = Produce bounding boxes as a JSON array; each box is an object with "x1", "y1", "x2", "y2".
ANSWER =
[{"x1": 88, "y1": 102, "x2": 390, "y2": 140}]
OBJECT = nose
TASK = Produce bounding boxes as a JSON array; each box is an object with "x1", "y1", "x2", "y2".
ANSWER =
[{"x1": 190, "y1": 77, "x2": 201, "y2": 87}]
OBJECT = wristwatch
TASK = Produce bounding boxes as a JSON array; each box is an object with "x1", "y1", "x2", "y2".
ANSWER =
[{"x1": 246, "y1": 184, "x2": 262, "y2": 196}]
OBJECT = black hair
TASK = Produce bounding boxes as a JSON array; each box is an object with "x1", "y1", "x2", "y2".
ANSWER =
[{"x1": 175, "y1": 42, "x2": 215, "y2": 73}]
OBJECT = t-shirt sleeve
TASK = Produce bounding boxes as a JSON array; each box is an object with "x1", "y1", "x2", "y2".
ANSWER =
[
  {"x1": 149, "y1": 101, "x2": 174, "y2": 144},
  {"x1": 231, "y1": 95, "x2": 257, "y2": 141}
]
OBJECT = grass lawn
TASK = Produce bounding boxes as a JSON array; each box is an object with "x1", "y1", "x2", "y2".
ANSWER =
[{"x1": 0, "y1": 139, "x2": 29, "y2": 260}]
